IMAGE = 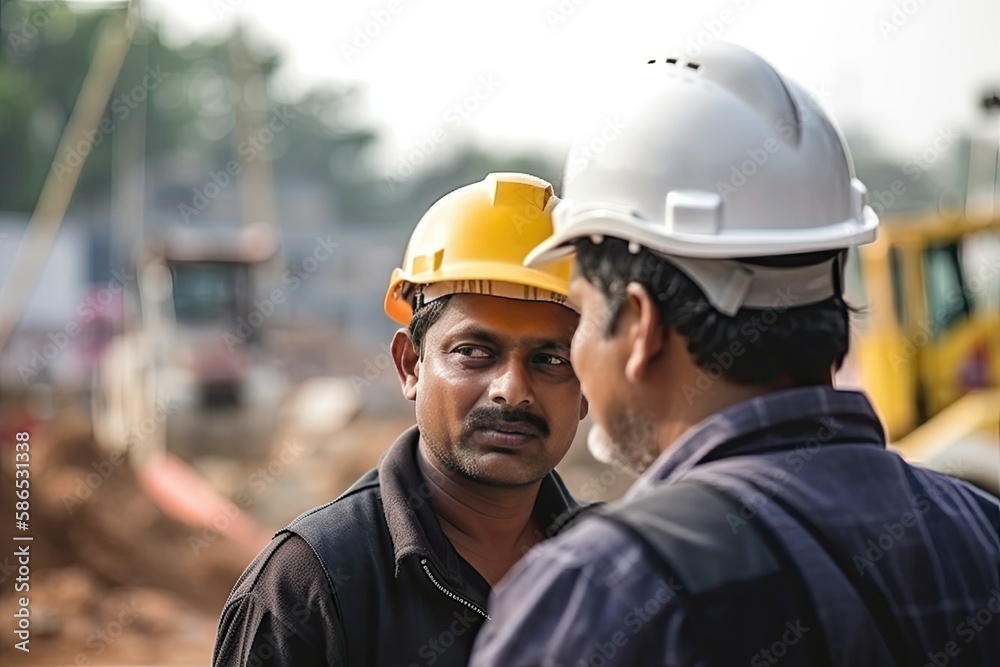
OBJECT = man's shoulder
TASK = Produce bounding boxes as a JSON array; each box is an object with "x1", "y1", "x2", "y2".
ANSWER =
[
  {"x1": 224, "y1": 532, "x2": 332, "y2": 616},
  {"x1": 228, "y1": 471, "x2": 387, "y2": 601},
  {"x1": 282, "y1": 468, "x2": 388, "y2": 554},
  {"x1": 908, "y1": 460, "x2": 999, "y2": 498},
  {"x1": 215, "y1": 533, "x2": 343, "y2": 666},
  {"x1": 213, "y1": 469, "x2": 393, "y2": 666},
  {"x1": 907, "y1": 462, "x2": 1000, "y2": 525}
]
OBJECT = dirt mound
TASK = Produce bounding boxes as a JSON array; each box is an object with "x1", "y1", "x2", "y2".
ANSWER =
[{"x1": 0, "y1": 406, "x2": 251, "y2": 663}]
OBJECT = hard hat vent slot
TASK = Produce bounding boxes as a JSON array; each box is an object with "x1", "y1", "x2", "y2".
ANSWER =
[
  {"x1": 686, "y1": 62, "x2": 701, "y2": 71},
  {"x1": 647, "y1": 59, "x2": 656, "y2": 64},
  {"x1": 666, "y1": 57, "x2": 678, "y2": 64}
]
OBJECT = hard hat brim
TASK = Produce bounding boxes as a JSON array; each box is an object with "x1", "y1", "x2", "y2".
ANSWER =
[
  {"x1": 525, "y1": 203, "x2": 879, "y2": 267},
  {"x1": 385, "y1": 260, "x2": 574, "y2": 325}
]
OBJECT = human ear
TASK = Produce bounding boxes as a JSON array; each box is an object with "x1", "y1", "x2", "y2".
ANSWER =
[
  {"x1": 391, "y1": 328, "x2": 419, "y2": 401},
  {"x1": 623, "y1": 283, "x2": 665, "y2": 384}
]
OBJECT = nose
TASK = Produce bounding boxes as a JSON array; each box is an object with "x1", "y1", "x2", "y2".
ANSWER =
[{"x1": 488, "y1": 358, "x2": 534, "y2": 408}]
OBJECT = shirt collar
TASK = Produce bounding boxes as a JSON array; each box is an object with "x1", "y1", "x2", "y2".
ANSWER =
[{"x1": 629, "y1": 386, "x2": 885, "y2": 498}]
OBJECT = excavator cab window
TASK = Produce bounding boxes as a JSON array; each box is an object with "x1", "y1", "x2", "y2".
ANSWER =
[
  {"x1": 923, "y1": 241, "x2": 972, "y2": 336},
  {"x1": 169, "y1": 261, "x2": 247, "y2": 325}
]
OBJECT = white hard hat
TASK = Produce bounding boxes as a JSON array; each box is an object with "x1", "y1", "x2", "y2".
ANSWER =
[{"x1": 526, "y1": 42, "x2": 879, "y2": 316}]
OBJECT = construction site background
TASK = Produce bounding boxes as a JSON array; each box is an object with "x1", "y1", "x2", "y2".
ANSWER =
[{"x1": 1, "y1": 2, "x2": 998, "y2": 665}]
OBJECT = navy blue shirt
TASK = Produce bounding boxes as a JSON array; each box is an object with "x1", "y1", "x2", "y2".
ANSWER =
[{"x1": 471, "y1": 387, "x2": 1000, "y2": 666}]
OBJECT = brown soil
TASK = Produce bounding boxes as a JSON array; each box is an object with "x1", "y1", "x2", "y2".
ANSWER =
[{"x1": 0, "y1": 406, "x2": 252, "y2": 665}]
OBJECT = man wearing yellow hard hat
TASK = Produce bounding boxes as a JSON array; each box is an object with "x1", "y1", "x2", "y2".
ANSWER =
[{"x1": 213, "y1": 173, "x2": 590, "y2": 666}]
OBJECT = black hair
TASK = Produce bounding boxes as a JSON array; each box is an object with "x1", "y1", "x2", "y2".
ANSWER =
[
  {"x1": 574, "y1": 238, "x2": 851, "y2": 386},
  {"x1": 408, "y1": 294, "x2": 454, "y2": 358}
]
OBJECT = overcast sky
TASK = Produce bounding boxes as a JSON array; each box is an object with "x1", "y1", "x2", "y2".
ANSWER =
[{"x1": 103, "y1": 0, "x2": 1000, "y2": 168}]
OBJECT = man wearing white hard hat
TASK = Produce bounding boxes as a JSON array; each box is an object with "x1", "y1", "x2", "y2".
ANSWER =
[{"x1": 471, "y1": 43, "x2": 1000, "y2": 666}]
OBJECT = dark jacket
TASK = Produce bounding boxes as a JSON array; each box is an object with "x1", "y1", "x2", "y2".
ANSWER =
[
  {"x1": 471, "y1": 386, "x2": 1000, "y2": 666},
  {"x1": 213, "y1": 425, "x2": 588, "y2": 667}
]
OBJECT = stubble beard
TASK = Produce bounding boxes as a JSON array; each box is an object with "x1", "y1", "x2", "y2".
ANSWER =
[
  {"x1": 586, "y1": 409, "x2": 659, "y2": 476},
  {"x1": 422, "y1": 430, "x2": 547, "y2": 489}
]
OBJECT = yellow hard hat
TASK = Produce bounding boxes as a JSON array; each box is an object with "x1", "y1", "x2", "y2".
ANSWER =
[{"x1": 385, "y1": 173, "x2": 575, "y2": 325}]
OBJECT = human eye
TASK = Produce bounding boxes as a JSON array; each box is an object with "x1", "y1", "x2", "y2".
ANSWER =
[
  {"x1": 454, "y1": 345, "x2": 492, "y2": 359},
  {"x1": 534, "y1": 353, "x2": 570, "y2": 367}
]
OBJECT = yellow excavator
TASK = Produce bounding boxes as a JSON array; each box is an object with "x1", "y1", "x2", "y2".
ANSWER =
[
  {"x1": 843, "y1": 92, "x2": 1000, "y2": 496},
  {"x1": 845, "y1": 187, "x2": 1000, "y2": 493}
]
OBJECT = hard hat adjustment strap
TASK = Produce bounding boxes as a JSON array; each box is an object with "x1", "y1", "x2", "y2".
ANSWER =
[
  {"x1": 411, "y1": 285, "x2": 426, "y2": 313},
  {"x1": 660, "y1": 254, "x2": 839, "y2": 316}
]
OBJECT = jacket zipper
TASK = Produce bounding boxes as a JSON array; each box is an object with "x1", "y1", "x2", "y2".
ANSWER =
[{"x1": 420, "y1": 558, "x2": 491, "y2": 620}]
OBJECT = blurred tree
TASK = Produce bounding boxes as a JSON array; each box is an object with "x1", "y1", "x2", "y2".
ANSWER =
[
  {"x1": 0, "y1": 1, "x2": 379, "y2": 226},
  {"x1": 266, "y1": 86, "x2": 377, "y2": 224},
  {"x1": 0, "y1": 1, "x2": 104, "y2": 212}
]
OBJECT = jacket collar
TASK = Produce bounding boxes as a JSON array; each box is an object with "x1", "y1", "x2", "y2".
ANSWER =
[
  {"x1": 377, "y1": 425, "x2": 584, "y2": 588},
  {"x1": 630, "y1": 386, "x2": 885, "y2": 497}
]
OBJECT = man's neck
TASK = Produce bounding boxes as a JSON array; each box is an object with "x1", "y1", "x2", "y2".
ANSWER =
[
  {"x1": 653, "y1": 376, "x2": 834, "y2": 455},
  {"x1": 416, "y1": 443, "x2": 543, "y2": 586}
]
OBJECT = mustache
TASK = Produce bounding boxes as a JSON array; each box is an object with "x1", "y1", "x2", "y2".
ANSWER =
[{"x1": 463, "y1": 405, "x2": 550, "y2": 439}]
